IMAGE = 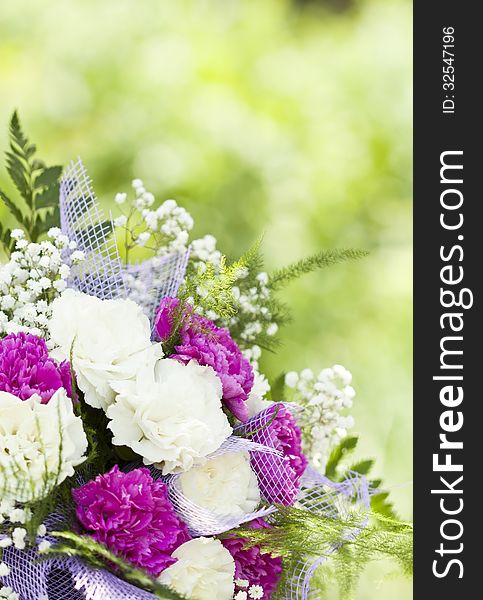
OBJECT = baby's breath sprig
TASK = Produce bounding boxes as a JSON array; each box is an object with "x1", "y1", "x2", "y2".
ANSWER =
[
  {"x1": 0, "y1": 228, "x2": 84, "y2": 338},
  {"x1": 113, "y1": 180, "x2": 193, "y2": 263},
  {"x1": 284, "y1": 365, "x2": 355, "y2": 473}
]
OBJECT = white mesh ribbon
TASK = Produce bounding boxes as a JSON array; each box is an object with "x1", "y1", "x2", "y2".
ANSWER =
[
  {"x1": 157, "y1": 436, "x2": 280, "y2": 536},
  {"x1": 59, "y1": 158, "x2": 189, "y2": 322},
  {"x1": 1, "y1": 546, "x2": 156, "y2": 600}
]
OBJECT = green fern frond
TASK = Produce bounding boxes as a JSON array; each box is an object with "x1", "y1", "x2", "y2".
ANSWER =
[
  {"x1": 224, "y1": 504, "x2": 412, "y2": 600},
  {"x1": 0, "y1": 111, "x2": 63, "y2": 248},
  {"x1": 270, "y1": 249, "x2": 368, "y2": 289}
]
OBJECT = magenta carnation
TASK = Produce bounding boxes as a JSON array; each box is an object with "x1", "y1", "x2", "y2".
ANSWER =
[
  {"x1": 251, "y1": 404, "x2": 308, "y2": 505},
  {"x1": 155, "y1": 297, "x2": 254, "y2": 422},
  {"x1": 222, "y1": 519, "x2": 283, "y2": 599},
  {"x1": 72, "y1": 465, "x2": 190, "y2": 577},
  {"x1": 0, "y1": 332, "x2": 72, "y2": 402}
]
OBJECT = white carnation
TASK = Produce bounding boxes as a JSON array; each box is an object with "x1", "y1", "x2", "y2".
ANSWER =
[
  {"x1": 48, "y1": 289, "x2": 161, "y2": 411},
  {"x1": 107, "y1": 358, "x2": 232, "y2": 474},
  {"x1": 179, "y1": 452, "x2": 260, "y2": 516},
  {"x1": 0, "y1": 389, "x2": 88, "y2": 502},
  {"x1": 158, "y1": 537, "x2": 235, "y2": 600}
]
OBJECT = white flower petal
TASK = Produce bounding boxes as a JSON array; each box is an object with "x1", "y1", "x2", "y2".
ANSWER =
[
  {"x1": 0, "y1": 389, "x2": 87, "y2": 503},
  {"x1": 107, "y1": 359, "x2": 232, "y2": 473},
  {"x1": 158, "y1": 537, "x2": 235, "y2": 600},
  {"x1": 179, "y1": 452, "x2": 260, "y2": 516}
]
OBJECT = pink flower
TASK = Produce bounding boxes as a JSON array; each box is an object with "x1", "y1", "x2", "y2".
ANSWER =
[
  {"x1": 222, "y1": 519, "x2": 283, "y2": 599},
  {"x1": 155, "y1": 297, "x2": 254, "y2": 422},
  {"x1": 0, "y1": 332, "x2": 72, "y2": 402},
  {"x1": 72, "y1": 466, "x2": 191, "y2": 577},
  {"x1": 250, "y1": 404, "x2": 308, "y2": 505}
]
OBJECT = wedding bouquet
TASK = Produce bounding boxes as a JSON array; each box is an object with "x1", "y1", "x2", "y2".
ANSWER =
[{"x1": 0, "y1": 114, "x2": 411, "y2": 600}]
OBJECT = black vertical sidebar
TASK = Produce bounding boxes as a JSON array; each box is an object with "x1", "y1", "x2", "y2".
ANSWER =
[{"x1": 414, "y1": 2, "x2": 480, "y2": 598}]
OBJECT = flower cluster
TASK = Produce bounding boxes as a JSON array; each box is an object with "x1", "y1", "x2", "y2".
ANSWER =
[
  {"x1": 0, "y1": 505, "x2": 50, "y2": 555},
  {"x1": 0, "y1": 229, "x2": 84, "y2": 338},
  {"x1": 114, "y1": 179, "x2": 194, "y2": 257},
  {"x1": 190, "y1": 234, "x2": 222, "y2": 270},
  {"x1": 0, "y1": 120, "x2": 407, "y2": 600},
  {"x1": 229, "y1": 272, "x2": 278, "y2": 344},
  {"x1": 285, "y1": 365, "x2": 355, "y2": 472}
]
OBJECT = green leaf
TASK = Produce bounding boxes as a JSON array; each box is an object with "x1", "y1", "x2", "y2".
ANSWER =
[
  {"x1": 7, "y1": 111, "x2": 36, "y2": 207},
  {"x1": 35, "y1": 184, "x2": 60, "y2": 209},
  {"x1": 30, "y1": 206, "x2": 61, "y2": 242},
  {"x1": 0, "y1": 222, "x2": 13, "y2": 254},
  {"x1": 371, "y1": 491, "x2": 399, "y2": 519},
  {"x1": 348, "y1": 459, "x2": 375, "y2": 476},
  {"x1": 34, "y1": 165, "x2": 62, "y2": 189},
  {"x1": 0, "y1": 189, "x2": 25, "y2": 225},
  {"x1": 5, "y1": 150, "x2": 30, "y2": 204},
  {"x1": 9, "y1": 110, "x2": 29, "y2": 150},
  {"x1": 325, "y1": 435, "x2": 359, "y2": 480},
  {"x1": 268, "y1": 372, "x2": 286, "y2": 402},
  {"x1": 31, "y1": 159, "x2": 46, "y2": 171}
]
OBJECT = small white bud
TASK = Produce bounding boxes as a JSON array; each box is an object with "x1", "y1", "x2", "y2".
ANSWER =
[
  {"x1": 10, "y1": 229, "x2": 25, "y2": 240},
  {"x1": 114, "y1": 215, "x2": 128, "y2": 227},
  {"x1": 285, "y1": 371, "x2": 299, "y2": 388},
  {"x1": 266, "y1": 322, "x2": 278, "y2": 336},
  {"x1": 115, "y1": 192, "x2": 127, "y2": 205},
  {"x1": 136, "y1": 232, "x2": 151, "y2": 247},
  {"x1": 38, "y1": 540, "x2": 51, "y2": 553},
  {"x1": 256, "y1": 272, "x2": 269, "y2": 285},
  {"x1": 301, "y1": 368, "x2": 314, "y2": 381},
  {"x1": 47, "y1": 227, "x2": 62, "y2": 238}
]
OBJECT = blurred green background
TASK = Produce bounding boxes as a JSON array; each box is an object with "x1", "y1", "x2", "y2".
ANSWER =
[{"x1": 0, "y1": 0, "x2": 412, "y2": 597}]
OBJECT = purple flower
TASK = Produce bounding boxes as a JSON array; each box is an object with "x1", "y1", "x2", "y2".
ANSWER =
[
  {"x1": 0, "y1": 332, "x2": 72, "y2": 403},
  {"x1": 72, "y1": 465, "x2": 191, "y2": 577},
  {"x1": 250, "y1": 404, "x2": 308, "y2": 505},
  {"x1": 155, "y1": 297, "x2": 254, "y2": 422},
  {"x1": 222, "y1": 518, "x2": 283, "y2": 599}
]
